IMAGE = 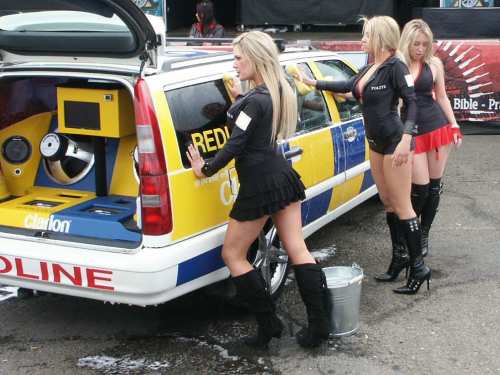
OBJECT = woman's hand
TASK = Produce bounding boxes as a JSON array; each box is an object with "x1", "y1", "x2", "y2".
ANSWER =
[
  {"x1": 186, "y1": 144, "x2": 206, "y2": 178},
  {"x1": 391, "y1": 134, "x2": 412, "y2": 168},
  {"x1": 452, "y1": 125, "x2": 463, "y2": 148},
  {"x1": 302, "y1": 76, "x2": 317, "y2": 87},
  {"x1": 228, "y1": 78, "x2": 242, "y2": 100}
]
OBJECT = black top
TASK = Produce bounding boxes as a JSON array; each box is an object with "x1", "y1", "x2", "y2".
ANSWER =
[
  {"x1": 316, "y1": 56, "x2": 417, "y2": 143},
  {"x1": 202, "y1": 86, "x2": 288, "y2": 179},
  {"x1": 411, "y1": 62, "x2": 449, "y2": 135}
]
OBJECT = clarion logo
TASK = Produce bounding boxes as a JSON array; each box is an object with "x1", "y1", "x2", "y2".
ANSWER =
[{"x1": 23, "y1": 214, "x2": 72, "y2": 233}]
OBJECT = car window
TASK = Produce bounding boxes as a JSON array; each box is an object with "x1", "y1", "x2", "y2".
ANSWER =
[
  {"x1": 0, "y1": 2, "x2": 128, "y2": 32},
  {"x1": 285, "y1": 63, "x2": 331, "y2": 134},
  {"x1": 315, "y1": 60, "x2": 363, "y2": 122},
  {"x1": 165, "y1": 80, "x2": 232, "y2": 168}
]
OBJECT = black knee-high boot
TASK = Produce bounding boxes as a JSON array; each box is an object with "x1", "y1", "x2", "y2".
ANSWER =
[
  {"x1": 420, "y1": 178, "x2": 442, "y2": 257},
  {"x1": 411, "y1": 183, "x2": 430, "y2": 217},
  {"x1": 294, "y1": 263, "x2": 330, "y2": 348},
  {"x1": 393, "y1": 218, "x2": 432, "y2": 295},
  {"x1": 374, "y1": 212, "x2": 409, "y2": 282},
  {"x1": 232, "y1": 269, "x2": 283, "y2": 349}
]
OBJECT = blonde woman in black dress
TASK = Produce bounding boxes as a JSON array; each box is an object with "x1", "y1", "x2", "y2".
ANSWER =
[
  {"x1": 400, "y1": 19, "x2": 462, "y2": 258},
  {"x1": 303, "y1": 16, "x2": 432, "y2": 295},
  {"x1": 187, "y1": 31, "x2": 329, "y2": 349}
]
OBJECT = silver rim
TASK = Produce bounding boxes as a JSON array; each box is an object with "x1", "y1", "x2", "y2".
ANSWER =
[{"x1": 252, "y1": 225, "x2": 289, "y2": 295}]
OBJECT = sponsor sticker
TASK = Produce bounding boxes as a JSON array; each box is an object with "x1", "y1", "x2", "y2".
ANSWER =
[
  {"x1": 235, "y1": 111, "x2": 251, "y2": 131},
  {"x1": 405, "y1": 74, "x2": 415, "y2": 87}
]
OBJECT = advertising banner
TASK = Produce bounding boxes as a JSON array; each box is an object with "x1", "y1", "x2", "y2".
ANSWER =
[
  {"x1": 133, "y1": 0, "x2": 165, "y2": 18},
  {"x1": 436, "y1": 39, "x2": 500, "y2": 122},
  {"x1": 440, "y1": 0, "x2": 494, "y2": 7},
  {"x1": 315, "y1": 39, "x2": 500, "y2": 124}
]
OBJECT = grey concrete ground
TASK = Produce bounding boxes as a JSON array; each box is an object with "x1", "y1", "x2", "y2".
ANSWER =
[{"x1": 1, "y1": 127, "x2": 499, "y2": 374}]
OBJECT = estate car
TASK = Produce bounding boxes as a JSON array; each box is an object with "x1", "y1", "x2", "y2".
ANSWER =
[{"x1": 0, "y1": 0, "x2": 376, "y2": 305}]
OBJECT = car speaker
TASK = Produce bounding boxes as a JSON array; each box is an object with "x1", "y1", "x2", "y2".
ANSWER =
[
  {"x1": 40, "y1": 133, "x2": 94, "y2": 185},
  {"x1": 2, "y1": 136, "x2": 32, "y2": 164}
]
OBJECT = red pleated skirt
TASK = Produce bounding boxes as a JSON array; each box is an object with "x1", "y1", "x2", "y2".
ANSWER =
[{"x1": 414, "y1": 124, "x2": 463, "y2": 155}]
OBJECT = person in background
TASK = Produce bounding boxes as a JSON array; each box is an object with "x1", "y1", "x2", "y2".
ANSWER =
[
  {"x1": 399, "y1": 19, "x2": 462, "y2": 258},
  {"x1": 303, "y1": 16, "x2": 432, "y2": 295},
  {"x1": 189, "y1": 1, "x2": 224, "y2": 39},
  {"x1": 187, "y1": 31, "x2": 330, "y2": 349}
]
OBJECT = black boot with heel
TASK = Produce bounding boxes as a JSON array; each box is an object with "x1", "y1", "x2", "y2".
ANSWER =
[
  {"x1": 374, "y1": 212, "x2": 409, "y2": 282},
  {"x1": 232, "y1": 269, "x2": 283, "y2": 349},
  {"x1": 420, "y1": 178, "x2": 442, "y2": 257},
  {"x1": 294, "y1": 263, "x2": 331, "y2": 348},
  {"x1": 393, "y1": 217, "x2": 432, "y2": 295}
]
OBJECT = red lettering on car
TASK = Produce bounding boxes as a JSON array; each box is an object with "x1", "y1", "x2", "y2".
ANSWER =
[
  {"x1": 0, "y1": 256, "x2": 13, "y2": 273},
  {"x1": 86, "y1": 269, "x2": 114, "y2": 291}
]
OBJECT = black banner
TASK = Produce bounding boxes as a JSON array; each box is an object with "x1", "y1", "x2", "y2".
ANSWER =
[{"x1": 237, "y1": 0, "x2": 394, "y2": 26}]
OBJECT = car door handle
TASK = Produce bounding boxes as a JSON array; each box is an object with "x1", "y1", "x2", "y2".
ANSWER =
[{"x1": 284, "y1": 147, "x2": 303, "y2": 160}]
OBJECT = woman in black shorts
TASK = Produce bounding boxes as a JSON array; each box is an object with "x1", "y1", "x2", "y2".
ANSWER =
[
  {"x1": 187, "y1": 31, "x2": 329, "y2": 349},
  {"x1": 400, "y1": 19, "x2": 462, "y2": 257},
  {"x1": 303, "y1": 16, "x2": 431, "y2": 295}
]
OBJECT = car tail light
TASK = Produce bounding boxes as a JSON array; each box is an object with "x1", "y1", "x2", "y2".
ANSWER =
[{"x1": 134, "y1": 79, "x2": 172, "y2": 235}]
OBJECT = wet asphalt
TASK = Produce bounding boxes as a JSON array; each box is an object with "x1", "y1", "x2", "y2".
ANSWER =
[{"x1": 1, "y1": 124, "x2": 500, "y2": 374}]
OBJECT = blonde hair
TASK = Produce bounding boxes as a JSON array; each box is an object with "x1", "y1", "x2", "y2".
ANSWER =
[
  {"x1": 400, "y1": 19, "x2": 435, "y2": 65},
  {"x1": 362, "y1": 16, "x2": 402, "y2": 61},
  {"x1": 232, "y1": 31, "x2": 297, "y2": 141}
]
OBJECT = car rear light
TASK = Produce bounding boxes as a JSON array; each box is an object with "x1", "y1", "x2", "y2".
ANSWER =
[{"x1": 134, "y1": 79, "x2": 172, "y2": 235}]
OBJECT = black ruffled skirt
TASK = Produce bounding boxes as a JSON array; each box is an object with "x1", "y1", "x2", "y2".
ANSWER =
[{"x1": 230, "y1": 167, "x2": 306, "y2": 221}]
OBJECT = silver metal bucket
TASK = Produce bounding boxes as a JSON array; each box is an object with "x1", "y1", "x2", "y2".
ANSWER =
[{"x1": 323, "y1": 263, "x2": 363, "y2": 337}]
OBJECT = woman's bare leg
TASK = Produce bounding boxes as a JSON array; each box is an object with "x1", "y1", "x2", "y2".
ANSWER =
[
  {"x1": 222, "y1": 216, "x2": 269, "y2": 276},
  {"x1": 272, "y1": 201, "x2": 314, "y2": 265}
]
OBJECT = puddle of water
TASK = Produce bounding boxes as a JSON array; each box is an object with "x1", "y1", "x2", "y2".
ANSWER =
[
  {"x1": 77, "y1": 355, "x2": 171, "y2": 373},
  {"x1": 0, "y1": 285, "x2": 18, "y2": 302}
]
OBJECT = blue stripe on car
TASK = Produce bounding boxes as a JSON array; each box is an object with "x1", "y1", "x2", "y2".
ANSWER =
[
  {"x1": 343, "y1": 118, "x2": 366, "y2": 171},
  {"x1": 177, "y1": 188, "x2": 333, "y2": 285},
  {"x1": 331, "y1": 126, "x2": 345, "y2": 175},
  {"x1": 360, "y1": 169, "x2": 374, "y2": 192},
  {"x1": 177, "y1": 246, "x2": 225, "y2": 286}
]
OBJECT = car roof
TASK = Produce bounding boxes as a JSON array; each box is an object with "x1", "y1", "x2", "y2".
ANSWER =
[{"x1": 157, "y1": 47, "x2": 348, "y2": 86}]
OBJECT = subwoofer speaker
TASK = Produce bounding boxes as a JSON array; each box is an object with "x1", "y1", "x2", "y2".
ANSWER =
[
  {"x1": 40, "y1": 132, "x2": 94, "y2": 185},
  {"x1": 2, "y1": 136, "x2": 32, "y2": 164}
]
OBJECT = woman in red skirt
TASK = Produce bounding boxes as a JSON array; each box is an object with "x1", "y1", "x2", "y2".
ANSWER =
[{"x1": 400, "y1": 19, "x2": 462, "y2": 258}]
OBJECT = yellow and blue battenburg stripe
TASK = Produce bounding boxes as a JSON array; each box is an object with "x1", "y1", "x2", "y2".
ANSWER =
[{"x1": 176, "y1": 117, "x2": 374, "y2": 287}]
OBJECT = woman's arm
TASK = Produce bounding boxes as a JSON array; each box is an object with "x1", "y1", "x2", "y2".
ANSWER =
[
  {"x1": 394, "y1": 61, "x2": 418, "y2": 136},
  {"x1": 302, "y1": 76, "x2": 356, "y2": 94},
  {"x1": 432, "y1": 58, "x2": 462, "y2": 145},
  {"x1": 213, "y1": 24, "x2": 225, "y2": 38},
  {"x1": 392, "y1": 61, "x2": 418, "y2": 167},
  {"x1": 187, "y1": 98, "x2": 261, "y2": 177}
]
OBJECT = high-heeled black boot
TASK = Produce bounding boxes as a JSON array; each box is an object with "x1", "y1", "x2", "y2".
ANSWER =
[
  {"x1": 232, "y1": 269, "x2": 283, "y2": 349},
  {"x1": 374, "y1": 212, "x2": 409, "y2": 282},
  {"x1": 294, "y1": 263, "x2": 330, "y2": 348},
  {"x1": 411, "y1": 183, "x2": 430, "y2": 217},
  {"x1": 420, "y1": 178, "x2": 442, "y2": 257},
  {"x1": 393, "y1": 217, "x2": 432, "y2": 295}
]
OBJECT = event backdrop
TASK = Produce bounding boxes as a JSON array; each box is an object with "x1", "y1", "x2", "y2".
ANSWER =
[
  {"x1": 440, "y1": 0, "x2": 494, "y2": 7},
  {"x1": 315, "y1": 40, "x2": 500, "y2": 124},
  {"x1": 237, "y1": 0, "x2": 394, "y2": 26}
]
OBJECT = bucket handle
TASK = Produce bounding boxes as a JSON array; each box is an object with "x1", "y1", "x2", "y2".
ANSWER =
[
  {"x1": 351, "y1": 262, "x2": 364, "y2": 284},
  {"x1": 352, "y1": 262, "x2": 362, "y2": 272}
]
